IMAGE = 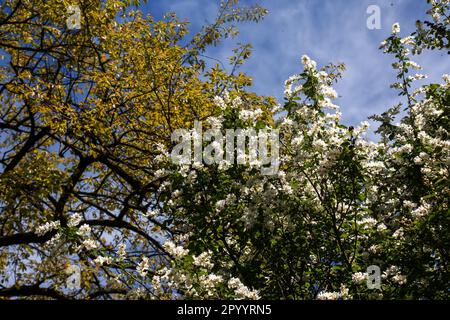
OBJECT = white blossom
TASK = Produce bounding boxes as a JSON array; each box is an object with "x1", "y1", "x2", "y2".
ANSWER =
[
  {"x1": 193, "y1": 251, "x2": 214, "y2": 269},
  {"x1": 352, "y1": 272, "x2": 367, "y2": 284},
  {"x1": 228, "y1": 277, "x2": 260, "y2": 300},
  {"x1": 411, "y1": 203, "x2": 430, "y2": 218},
  {"x1": 317, "y1": 291, "x2": 340, "y2": 300},
  {"x1": 392, "y1": 22, "x2": 401, "y2": 34},
  {"x1": 301, "y1": 54, "x2": 317, "y2": 70},
  {"x1": 137, "y1": 256, "x2": 150, "y2": 277},
  {"x1": 117, "y1": 243, "x2": 127, "y2": 261},
  {"x1": 68, "y1": 213, "x2": 82, "y2": 227},
  {"x1": 35, "y1": 221, "x2": 60, "y2": 236},
  {"x1": 76, "y1": 224, "x2": 91, "y2": 238},
  {"x1": 93, "y1": 255, "x2": 112, "y2": 266},
  {"x1": 163, "y1": 240, "x2": 189, "y2": 259},
  {"x1": 82, "y1": 239, "x2": 98, "y2": 251}
]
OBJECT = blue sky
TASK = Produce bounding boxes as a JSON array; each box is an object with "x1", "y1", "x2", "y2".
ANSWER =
[{"x1": 141, "y1": 0, "x2": 449, "y2": 135}]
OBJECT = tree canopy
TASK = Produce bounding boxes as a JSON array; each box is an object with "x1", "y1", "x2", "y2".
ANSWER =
[{"x1": 0, "y1": 0, "x2": 448, "y2": 300}]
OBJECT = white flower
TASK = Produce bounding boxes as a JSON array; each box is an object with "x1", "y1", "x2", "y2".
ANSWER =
[
  {"x1": 35, "y1": 221, "x2": 60, "y2": 236},
  {"x1": 228, "y1": 277, "x2": 260, "y2": 300},
  {"x1": 281, "y1": 117, "x2": 294, "y2": 127},
  {"x1": 317, "y1": 291, "x2": 340, "y2": 300},
  {"x1": 215, "y1": 199, "x2": 227, "y2": 212},
  {"x1": 392, "y1": 22, "x2": 401, "y2": 34},
  {"x1": 383, "y1": 265, "x2": 400, "y2": 278},
  {"x1": 340, "y1": 285, "x2": 350, "y2": 299},
  {"x1": 442, "y1": 74, "x2": 450, "y2": 84},
  {"x1": 154, "y1": 169, "x2": 166, "y2": 179},
  {"x1": 400, "y1": 36, "x2": 415, "y2": 45},
  {"x1": 301, "y1": 54, "x2": 317, "y2": 70},
  {"x1": 172, "y1": 189, "x2": 182, "y2": 198},
  {"x1": 358, "y1": 216, "x2": 377, "y2": 229},
  {"x1": 146, "y1": 209, "x2": 159, "y2": 218},
  {"x1": 271, "y1": 103, "x2": 281, "y2": 114},
  {"x1": 193, "y1": 251, "x2": 214, "y2": 269},
  {"x1": 393, "y1": 228, "x2": 404, "y2": 239},
  {"x1": 406, "y1": 61, "x2": 422, "y2": 70},
  {"x1": 206, "y1": 116, "x2": 223, "y2": 128},
  {"x1": 232, "y1": 97, "x2": 242, "y2": 109},
  {"x1": 365, "y1": 161, "x2": 385, "y2": 174},
  {"x1": 392, "y1": 274, "x2": 407, "y2": 285},
  {"x1": 408, "y1": 74, "x2": 427, "y2": 81},
  {"x1": 413, "y1": 156, "x2": 423, "y2": 165},
  {"x1": 213, "y1": 96, "x2": 227, "y2": 110},
  {"x1": 93, "y1": 255, "x2": 112, "y2": 266},
  {"x1": 291, "y1": 136, "x2": 304, "y2": 147},
  {"x1": 383, "y1": 266, "x2": 407, "y2": 285},
  {"x1": 68, "y1": 213, "x2": 82, "y2": 227},
  {"x1": 137, "y1": 256, "x2": 150, "y2": 277},
  {"x1": 284, "y1": 74, "x2": 304, "y2": 98},
  {"x1": 127, "y1": 288, "x2": 146, "y2": 300},
  {"x1": 312, "y1": 139, "x2": 327, "y2": 151},
  {"x1": 117, "y1": 243, "x2": 127, "y2": 261},
  {"x1": 421, "y1": 167, "x2": 432, "y2": 175},
  {"x1": 239, "y1": 110, "x2": 255, "y2": 121},
  {"x1": 419, "y1": 152, "x2": 429, "y2": 160},
  {"x1": 163, "y1": 240, "x2": 189, "y2": 259},
  {"x1": 226, "y1": 193, "x2": 237, "y2": 204},
  {"x1": 82, "y1": 239, "x2": 98, "y2": 250},
  {"x1": 321, "y1": 86, "x2": 338, "y2": 100},
  {"x1": 201, "y1": 274, "x2": 223, "y2": 286},
  {"x1": 411, "y1": 203, "x2": 430, "y2": 218},
  {"x1": 358, "y1": 121, "x2": 370, "y2": 133},
  {"x1": 396, "y1": 143, "x2": 413, "y2": 155},
  {"x1": 152, "y1": 275, "x2": 162, "y2": 293},
  {"x1": 45, "y1": 232, "x2": 62, "y2": 248},
  {"x1": 155, "y1": 143, "x2": 167, "y2": 154},
  {"x1": 352, "y1": 272, "x2": 367, "y2": 284},
  {"x1": 76, "y1": 224, "x2": 91, "y2": 238},
  {"x1": 403, "y1": 201, "x2": 417, "y2": 210}
]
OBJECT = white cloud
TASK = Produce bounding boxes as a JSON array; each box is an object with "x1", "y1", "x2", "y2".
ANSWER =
[{"x1": 145, "y1": 0, "x2": 450, "y2": 133}]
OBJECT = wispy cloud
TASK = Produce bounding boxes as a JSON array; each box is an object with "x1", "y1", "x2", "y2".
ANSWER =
[{"x1": 143, "y1": 0, "x2": 450, "y2": 134}]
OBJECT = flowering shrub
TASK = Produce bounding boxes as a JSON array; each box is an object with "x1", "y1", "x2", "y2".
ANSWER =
[{"x1": 0, "y1": 0, "x2": 448, "y2": 300}]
